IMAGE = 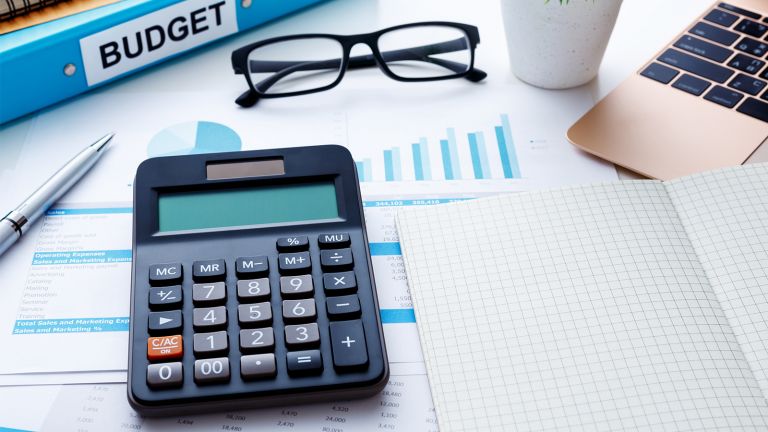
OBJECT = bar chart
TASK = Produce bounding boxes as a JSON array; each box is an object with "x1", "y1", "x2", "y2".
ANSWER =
[{"x1": 355, "y1": 114, "x2": 522, "y2": 183}]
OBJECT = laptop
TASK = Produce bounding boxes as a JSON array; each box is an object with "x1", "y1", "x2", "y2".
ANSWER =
[{"x1": 568, "y1": 1, "x2": 768, "y2": 180}]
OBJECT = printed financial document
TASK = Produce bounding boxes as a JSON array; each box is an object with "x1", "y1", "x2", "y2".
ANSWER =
[{"x1": 0, "y1": 83, "x2": 616, "y2": 429}]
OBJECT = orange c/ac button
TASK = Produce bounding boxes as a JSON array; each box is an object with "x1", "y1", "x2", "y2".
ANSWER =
[{"x1": 147, "y1": 335, "x2": 183, "y2": 361}]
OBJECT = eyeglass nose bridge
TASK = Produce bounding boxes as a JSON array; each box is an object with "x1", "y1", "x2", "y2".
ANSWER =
[{"x1": 341, "y1": 39, "x2": 397, "y2": 78}]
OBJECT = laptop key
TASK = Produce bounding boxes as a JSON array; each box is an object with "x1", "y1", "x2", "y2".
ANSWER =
[
  {"x1": 673, "y1": 35, "x2": 733, "y2": 63},
  {"x1": 672, "y1": 74, "x2": 711, "y2": 96},
  {"x1": 657, "y1": 49, "x2": 733, "y2": 83},
  {"x1": 640, "y1": 63, "x2": 678, "y2": 84},
  {"x1": 728, "y1": 73, "x2": 767, "y2": 95},
  {"x1": 735, "y1": 37, "x2": 768, "y2": 57},
  {"x1": 704, "y1": 85, "x2": 744, "y2": 108},
  {"x1": 728, "y1": 53, "x2": 765, "y2": 74},
  {"x1": 734, "y1": 19, "x2": 768, "y2": 38},
  {"x1": 704, "y1": 9, "x2": 739, "y2": 28},
  {"x1": 689, "y1": 22, "x2": 740, "y2": 46},
  {"x1": 737, "y1": 97, "x2": 768, "y2": 122},
  {"x1": 718, "y1": 3, "x2": 761, "y2": 20}
]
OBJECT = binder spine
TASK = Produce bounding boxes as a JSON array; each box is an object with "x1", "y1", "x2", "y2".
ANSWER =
[{"x1": 0, "y1": 0, "x2": 325, "y2": 125}]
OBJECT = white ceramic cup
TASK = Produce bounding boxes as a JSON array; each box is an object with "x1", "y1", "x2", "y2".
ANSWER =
[{"x1": 500, "y1": 0, "x2": 623, "y2": 89}]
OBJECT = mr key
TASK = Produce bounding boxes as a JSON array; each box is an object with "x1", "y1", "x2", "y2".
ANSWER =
[{"x1": 128, "y1": 146, "x2": 388, "y2": 415}]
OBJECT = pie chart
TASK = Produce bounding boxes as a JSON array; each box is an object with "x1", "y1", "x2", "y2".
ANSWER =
[{"x1": 147, "y1": 121, "x2": 242, "y2": 157}]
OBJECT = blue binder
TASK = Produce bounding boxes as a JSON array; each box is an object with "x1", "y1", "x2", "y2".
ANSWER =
[{"x1": 0, "y1": 0, "x2": 325, "y2": 125}]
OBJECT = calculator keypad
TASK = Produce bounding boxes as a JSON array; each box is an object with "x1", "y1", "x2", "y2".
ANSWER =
[{"x1": 142, "y1": 232, "x2": 375, "y2": 393}]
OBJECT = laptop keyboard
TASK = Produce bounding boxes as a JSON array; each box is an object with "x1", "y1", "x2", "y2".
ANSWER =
[{"x1": 640, "y1": 2, "x2": 768, "y2": 123}]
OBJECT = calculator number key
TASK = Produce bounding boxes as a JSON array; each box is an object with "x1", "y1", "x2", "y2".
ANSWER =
[
  {"x1": 194, "y1": 358, "x2": 230, "y2": 384},
  {"x1": 320, "y1": 248, "x2": 354, "y2": 271},
  {"x1": 286, "y1": 350, "x2": 323, "y2": 375},
  {"x1": 330, "y1": 320, "x2": 368, "y2": 371},
  {"x1": 280, "y1": 275, "x2": 314, "y2": 299},
  {"x1": 323, "y1": 271, "x2": 357, "y2": 295},
  {"x1": 192, "y1": 282, "x2": 226, "y2": 305},
  {"x1": 278, "y1": 252, "x2": 311, "y2": 275},
  {"x1": 147, "y1": 362, "x2": 183, "y2": 388},
  {"x1": 237, "y1": 278, "x2": 270, "y2": 301},
  {"x1": 282, "y1": 299, "x2": 317, "y2": 323},
  {"x1": 285, "y1": 323, "x2": 320, "y2": 349},
  {"x1": 149, "y1": 263, "x2": 182, "y2": 286},
  {"x1": 193, "y1": 306, "x2": 227, "y2": 330},
  {"x1": 193, "y1": 331, "x2": 228, "y2": 357},
  {"x1": 238, "y1": 302, "x2": 273, "y2": 327},
  {"x1": 148, "y1": 285, "x2": 182, "y2": 310},
  {"x1": 235, "y1": 256, "x2": 269, "y2": 277},
  {"x1": 147, "y1": 335, "x2": 183, "y2": 362},
  {"x1": 277, "y1": 236, "x2": 309, "y2": 252},
  {"x1": 192, "y1": 259, "x2": 226, "y2": 282},
  {"x1": 241, "y1": 353, "x2": 277, "y2": 380},
  {"x1": 239, "y1": 328, "x2": 275, "y2": 353}
]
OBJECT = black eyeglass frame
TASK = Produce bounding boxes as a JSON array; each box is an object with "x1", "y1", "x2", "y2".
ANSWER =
[{"x1": 231, "y1": 21, "x2": 486, "y2": 107}]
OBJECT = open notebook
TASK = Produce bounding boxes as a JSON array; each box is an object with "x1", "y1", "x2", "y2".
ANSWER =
[{"x1": 396, "y1": 163, "x2": 768, "y2": 431}]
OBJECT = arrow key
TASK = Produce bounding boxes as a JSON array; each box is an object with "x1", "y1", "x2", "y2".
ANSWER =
[{"x1": 148, "y1": 310, "x2": 183, "y2": 335}]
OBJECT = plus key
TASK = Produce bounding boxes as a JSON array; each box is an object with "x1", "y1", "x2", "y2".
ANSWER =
[{"x1": 329, "y1": 320, "x2": 368, "y2": 371}]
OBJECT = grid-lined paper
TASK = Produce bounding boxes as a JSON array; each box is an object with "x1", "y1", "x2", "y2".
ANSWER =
[
  {"x1": 668, "y1": 164, "x2": 768, "y2": 400},
  {"x1": 396, "y1": 178, "x2": 768, "y2": 431}
]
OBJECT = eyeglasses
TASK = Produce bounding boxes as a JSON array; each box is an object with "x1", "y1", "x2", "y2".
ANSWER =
[{"x1": 231, "y1": 22, "x2": 487, "y2": 107}]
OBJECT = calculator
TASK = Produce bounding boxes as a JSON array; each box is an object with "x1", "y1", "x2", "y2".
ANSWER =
[{"x1": 127, "y1": 145, "x2": 388, "y2": 415}]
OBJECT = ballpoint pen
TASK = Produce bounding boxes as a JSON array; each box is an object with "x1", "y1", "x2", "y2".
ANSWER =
[{"x1": 0, "y1": 133, "x2": 115, "y2": 256}]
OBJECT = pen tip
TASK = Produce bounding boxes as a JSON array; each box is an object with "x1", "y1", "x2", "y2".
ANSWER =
[{"x1": 94, "y1": 132, "x2": 115, "y2": 151}]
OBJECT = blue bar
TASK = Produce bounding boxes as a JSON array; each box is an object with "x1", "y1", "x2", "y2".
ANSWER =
[
  {"x1": 363, "y1": 158, "x2": 372, "y2": 182},
  {"x1": 412, "y1": 143, "x2": 424, "y2": 181},
  {"x1": 380, "y1": 309, "x2": 416, "y2": 324},
  {"x1": 419, "y1": 137, "x2": 431, "y2": 180},
  {"x1": 384, "y1": 150, "x2": 394, "y2": 181},
  {"x1": 501, "y1": 114, "x2": 521, "y2": 178},
  {"x1": 13, "y1": 317, "x2": 130, "y2": 334},
  {"x1": 440, "y1": 139, "x2": 453, "y2": 180},
  {"x1": 476, "y1": 132, "x2": 491, "y2": 179},
  {"x1": 46, "y1": 207, "x2": 132, "y2": 216},
  {"x1": 495, "y1": 126, "x2": 513, "y2": 179},
  {"x1": 369, "y1": 242, "x2": 402, "y2": 256},
  {"x1": 391, "y1": 147, "x2": 402, "y2": 181},
  {"x1": 355, "y1": 161, "x2": 365, "y2": 182},
  {"x1": 468, "y1": 132, "x2": 484, "y2": 179},
  {"x1": 32, "y1": 250, "x2": 132, "y2": 266},
  {"x1": 0, "y1": 427, "x2": 34, "y2": 432},
  {"x1": 446, "y1": 128, "x2": 461, "y2": 179}
]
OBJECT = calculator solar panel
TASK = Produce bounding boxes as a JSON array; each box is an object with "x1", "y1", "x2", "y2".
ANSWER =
[{"x1": 128, "y1": 146, "x2": 388, "y2": 416}]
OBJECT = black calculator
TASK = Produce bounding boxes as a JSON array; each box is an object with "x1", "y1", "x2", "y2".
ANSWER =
[{"x1": 127, "y1": 145, "x2": 388, "y2": 415}]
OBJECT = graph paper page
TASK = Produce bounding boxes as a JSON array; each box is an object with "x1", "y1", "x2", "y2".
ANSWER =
[
  {"x1": 396, "y1": 181, "x2": 768, "y2": 431},
  {"x1": 667, "y1": 163, "x2": 768, "y2": 399}
]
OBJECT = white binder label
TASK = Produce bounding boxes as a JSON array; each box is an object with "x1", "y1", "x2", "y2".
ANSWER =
[{"x1": 80, "y1": 0, "x2": 237, "y2": 86}]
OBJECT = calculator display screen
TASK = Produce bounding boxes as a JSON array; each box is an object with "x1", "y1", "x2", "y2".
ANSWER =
[{"x1": 157, "y1": 181, "x2": 339, "y2": 232}]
